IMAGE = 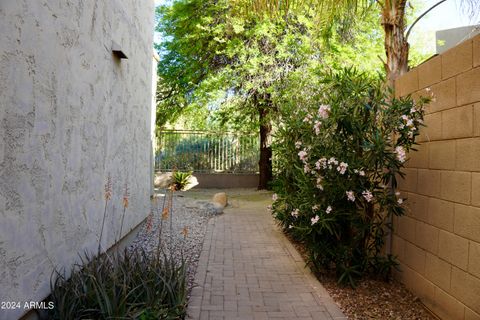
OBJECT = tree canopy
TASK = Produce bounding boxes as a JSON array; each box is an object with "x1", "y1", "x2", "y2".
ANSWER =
[
  {"x1": 232, "y1": 0, "x2": 479, "y2": 85},
  {"x1": 154, "y1": 0, "x2": 448, "y2": 188},
  {"x1": 155, "y1": 0, "x2": 396, "y2": 130}
]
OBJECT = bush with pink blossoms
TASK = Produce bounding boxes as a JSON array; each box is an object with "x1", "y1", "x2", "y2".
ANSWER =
[{"x1": 271, "y1": 68, "x2": 429, "y2": 286}]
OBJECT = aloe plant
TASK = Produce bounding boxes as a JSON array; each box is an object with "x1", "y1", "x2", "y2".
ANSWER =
[{"x1": 49, "y1": 249, "x2": 187, "y2": 319}]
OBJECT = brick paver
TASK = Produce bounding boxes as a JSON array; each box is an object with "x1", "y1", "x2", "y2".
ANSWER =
[{"x1": 187, "y1": 196, "x2": 346, "y2": 320}]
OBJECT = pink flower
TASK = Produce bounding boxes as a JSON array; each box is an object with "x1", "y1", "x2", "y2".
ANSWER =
[
  {"x1": 362, "y1": 190, "x2": 374, "y2": 202},
  {"x1": 326, "y1": 206, "x2": 332, "y2": 214},
  {"x1": 288, "y1": 225, "x2": 293, "y2": 229},
  {"x1": 312, "y1": 204, "x2": 319, "y2": 211},
  {"x1": 295, "y1": 141, "x2": 302, "y2": 149},
  {"x1": 291, "y1": 209, "x2": 299, "y2": 217},
  {"x1": 318, "y1": 104, "x2": 331, "y2": 119},
  {"x1": 316, "y1": 158, "x2": 327, "y2": 169},
  {"x1": 314, "y1": 120, "x2": 322, "y2": 135},
  {"x1": 316, "y1": 177, "x2": 323, "y2": 190},
  {"x1": 298, "y1": 150, "x2": 308, "y2": 162},
  {"x1": 395, "y1": 146, "x2": 406, "y2": 163},
  {"x1": 303, "y1": 113, "x2": 313, "y2": 123},
  {"x1": 311, "y1": 215, "x2": 320, "y2": 225},
  {"x1": 272, "y1": 193, "x2": 278, "y2": 201},
  {"x1": 346, "y1": 191, "x2": 355, "y2": 202},
  {"x1": 328, "y1": 157, "x2": 338, "y2": 166},
  {"x1": 304, "y1": 164, "x2": 311, "y2": 173},
  {"x1": 397, "y1": 198, "x2": 403, "y2": 204},
  {"x1": 337, "y1": 162, "x2": 348, "y2": 175}
]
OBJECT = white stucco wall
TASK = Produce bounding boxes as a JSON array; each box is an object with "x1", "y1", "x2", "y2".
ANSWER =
[{"x1": 0, "y1": 1, "x2": 155, "y2": 319}]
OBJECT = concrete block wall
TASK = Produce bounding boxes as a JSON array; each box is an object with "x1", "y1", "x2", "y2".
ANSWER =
[
  {"x1": 0, "y1": 1, "x2": 155, "y2": 319},
  {"x1": 394, "y1": 34, "x2": 480, "y2": 320}
]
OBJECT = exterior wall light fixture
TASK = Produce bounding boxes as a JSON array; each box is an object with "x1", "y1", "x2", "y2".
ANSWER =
[{"x1": 112, "y1": 41, "x2": 128, "y2": 59}]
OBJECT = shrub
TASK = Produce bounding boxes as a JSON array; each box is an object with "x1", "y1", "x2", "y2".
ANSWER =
[
  {"x1": 271, "y1": 68, "x2": 429, "y2": 286},
  {"x1": 47, "y1": 174, "x2": 193, "y2": 319},
  {"x1": 49, "y1": 250, "x2": 187, "y2": 319}
]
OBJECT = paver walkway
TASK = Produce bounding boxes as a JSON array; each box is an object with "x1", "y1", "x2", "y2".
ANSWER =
[{"x1": 187, "y1": 192, "x2": 346, "y2": 320}]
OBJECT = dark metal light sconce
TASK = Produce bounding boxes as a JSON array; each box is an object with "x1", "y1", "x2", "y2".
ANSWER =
[{"x1": 112, "y1": 41, "x2": 128, "y2": 59}]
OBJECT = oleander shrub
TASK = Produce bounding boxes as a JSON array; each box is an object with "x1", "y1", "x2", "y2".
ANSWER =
[{"x1": 271, "y1": 68, "x2": 430, "y2": 286}]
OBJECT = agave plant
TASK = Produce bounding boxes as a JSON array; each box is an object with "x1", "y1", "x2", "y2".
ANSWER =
[{"x1": 171, "y1": 171, "x2": 198, "y2": 191}]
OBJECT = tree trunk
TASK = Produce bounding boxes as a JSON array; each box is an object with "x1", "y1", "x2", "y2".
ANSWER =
[
  {"x1": 258, "y1": 107, "x2": 272, "y2": 190},
  {"x1": 381, "y1": 0, "x2": 410, "y2": 260},
  {"x1": 381, "y1": 0, "x2": 409, "y2": 88}
]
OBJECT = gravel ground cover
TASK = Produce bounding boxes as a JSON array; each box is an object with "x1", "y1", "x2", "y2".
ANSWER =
[
  {"x1": 129, "y1": 187, "x2": 268, "y2": 299},
  {"x1": 129, "y1": 189, "x2": 216, "y2": 297}
]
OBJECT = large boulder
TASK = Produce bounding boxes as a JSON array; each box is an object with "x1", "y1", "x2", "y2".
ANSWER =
[
  {"x1": 154, "y1": 172, "x2": 173, "y2": 188},
  {"x1": 212, "y1": 192, "x2": 228, "y2": 208}
]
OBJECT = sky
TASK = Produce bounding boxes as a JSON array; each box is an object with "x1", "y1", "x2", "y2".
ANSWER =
[
  {"x1": 408, "y1": 0, "x2": 479, "y2": 54},
  {"x1": 413, "y1": 0, "x2": 477, "y2": 31}
]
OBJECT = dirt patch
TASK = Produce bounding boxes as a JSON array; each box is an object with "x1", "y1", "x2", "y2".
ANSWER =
[
  {"x1": 319, "y1": 273, "x2": 436, "y2": 320},
  {"x1": 287, "y1": 236, "x2": 436, "y2": 320}
]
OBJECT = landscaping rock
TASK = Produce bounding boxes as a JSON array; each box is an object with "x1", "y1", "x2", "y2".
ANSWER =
[
  {"x1": 212, "y1": 192, "x2": 228, "y2": 207},
  {"x1": 204, "y1": 202, "x2": 224, "y2": 215},
  {"x1": 154, "y1": 172, "x2": 173, "y2": 188}
]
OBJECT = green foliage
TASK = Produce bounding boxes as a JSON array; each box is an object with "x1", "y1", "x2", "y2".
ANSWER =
[
  {"x1": 156, "y1": 1, "x2": 394, "y2": 132},
  {"x1": 321, "y1": 10, "x2": 385, "y2": 74},
  {"x1": 157, "y1": 136, "x2": 207, "y2": 172},
  {"x1": 172, "y1": 171, "x2": 193, "y2": 191},
  {"x1": 157, "y1": 0, "x2": 322, "y2": 131},
  {"x1": 271, "y1": 68, "x2": 430, "y2": 286},
  {"x1": 157, "y1": 133, "x2": 259, "y2": 173},
  {"x1": 155, "y1": 0, "x2": 457, "y2": 133},
  {"x1": 49, "y1": 249, "x2": 187, "y2": 319},
  {"x1": 229, "y1": 0, "x2": 368, "y2": 33},
  {"x1": 48, "y1": 176, "x2": 190, "y2": 319},
  {"x1": 155, "y1": 0, "x2": 230, "y2": 129}
]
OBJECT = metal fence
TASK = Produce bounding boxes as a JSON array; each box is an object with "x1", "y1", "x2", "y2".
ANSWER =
[{"x1": 155, "y1": 130, "x2": 259, "y2": 173}]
